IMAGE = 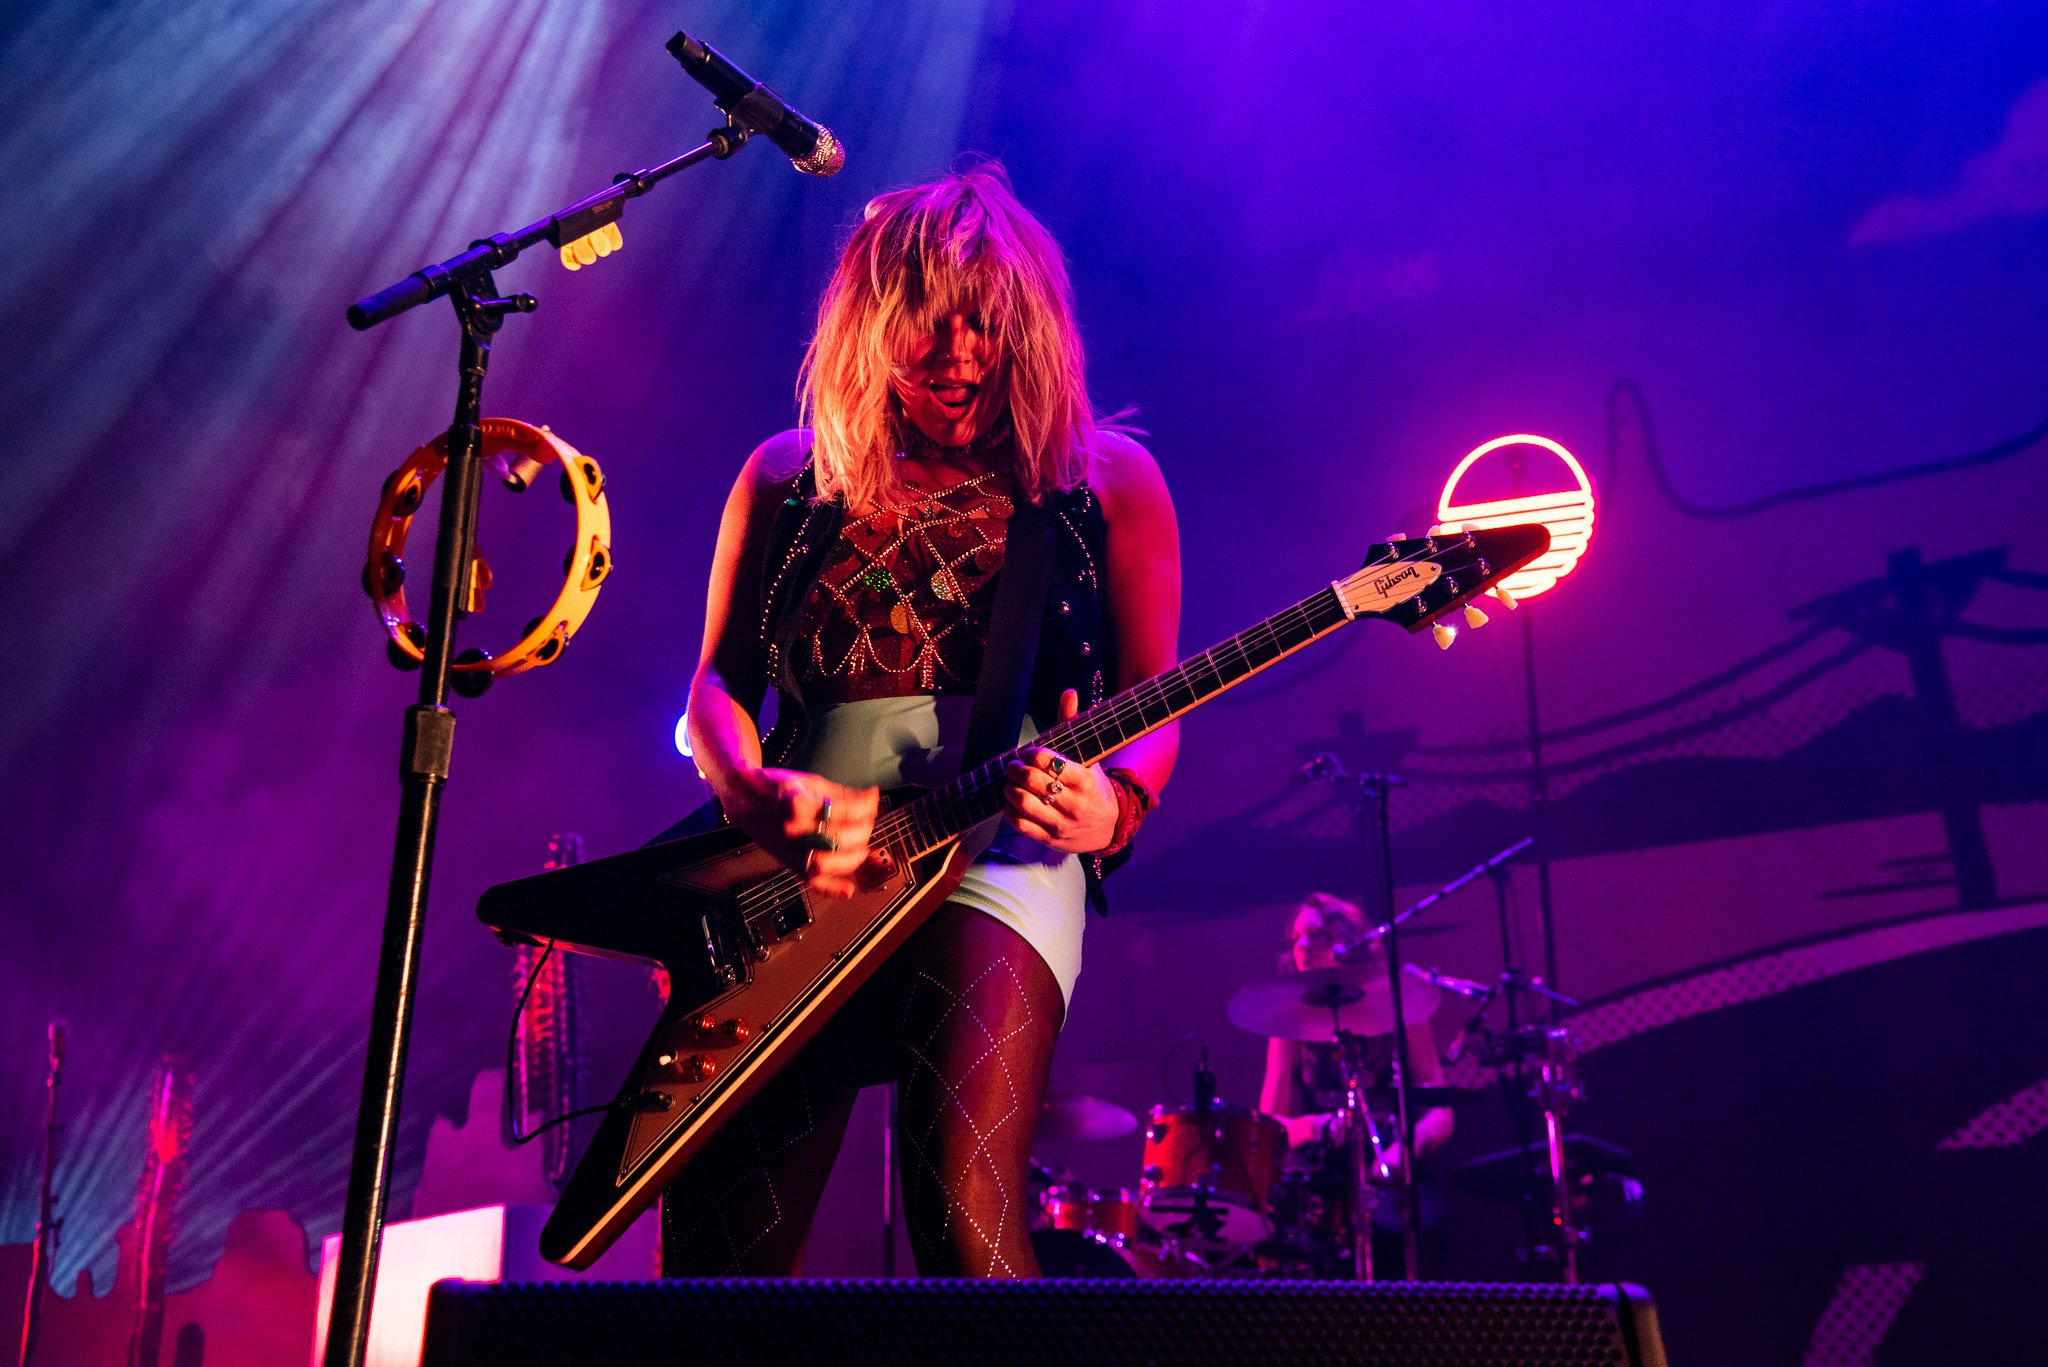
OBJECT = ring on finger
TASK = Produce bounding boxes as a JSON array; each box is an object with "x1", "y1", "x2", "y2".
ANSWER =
[
  {"x1": 801, "y1": 799, "x2": 838, "y2": 854},
  {"x1": 1048, "y1": 756, "x2": 1066, "y2": 778},
  {"x1": 1046, "y1": 778, "x2": 1066, "y2": 798}
]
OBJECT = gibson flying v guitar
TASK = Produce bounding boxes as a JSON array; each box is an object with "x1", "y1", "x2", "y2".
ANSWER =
[{"x1": 477, "y1": 522, "x2": 1548, "y2": 1267}]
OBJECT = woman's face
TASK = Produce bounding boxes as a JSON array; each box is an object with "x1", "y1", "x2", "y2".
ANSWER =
[
  {"x1": 1290, "y1": 903, "x2": 1367, "y2": 972},
  {"x1": 893, "y1": 310, "x2": 1007, "y2": 449}
]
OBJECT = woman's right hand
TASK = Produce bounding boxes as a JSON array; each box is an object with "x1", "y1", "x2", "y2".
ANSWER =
[
  {"x1": 1281, "y1": 1112, "x2": 1333, "y2": 1149},
  {"x1": 724, "y1": 767, "x2": 888, "y2": 898}
]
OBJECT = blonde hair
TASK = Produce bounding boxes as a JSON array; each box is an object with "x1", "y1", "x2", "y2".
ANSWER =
[{"x1": 798, "y1": 163, "x2": 1102, "y2": 512}]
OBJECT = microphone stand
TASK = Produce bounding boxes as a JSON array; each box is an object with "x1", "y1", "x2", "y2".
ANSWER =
[
  {"x1": 16, "y1": 1023, "x2": 64, "y2": 1367},
  {"x1": 1359, "y1": 836, "x2": 1534, "y2": 949},
  {"x1": 1309, "y1": 759, "x2": 1420, "y2": 1280},
  {"x1": 1482, "y1": 860, "x2": 1582, "y2": 1282},
  {"x1": 323, "y1": 121, "x2": 762, "y2": 1367}
]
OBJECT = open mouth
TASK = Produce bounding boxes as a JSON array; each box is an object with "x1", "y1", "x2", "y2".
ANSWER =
[{"x1": 928, "y1": 380, "x2": 978, "y2": 416}]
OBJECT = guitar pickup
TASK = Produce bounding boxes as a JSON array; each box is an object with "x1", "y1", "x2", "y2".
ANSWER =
[{"x1": 769, "y1": 899, "x2": 812, "y2": 939}]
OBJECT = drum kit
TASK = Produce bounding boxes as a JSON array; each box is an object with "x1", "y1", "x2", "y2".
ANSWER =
[
  {"x1": 1023, "y1": 962, "x2": 1451, "y2": 1281},
  {"x1": 1019, "y1": 834, "x2": 1636, "y2": 1284}
]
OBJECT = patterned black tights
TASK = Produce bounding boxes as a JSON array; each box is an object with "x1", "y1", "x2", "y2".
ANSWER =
[{"x1": 660, "y1": 903, "x2": 1064, "y2": 1278}]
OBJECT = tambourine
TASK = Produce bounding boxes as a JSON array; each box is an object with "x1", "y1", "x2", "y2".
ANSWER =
[{"x1": 365, "y1": 418, "x2": 611, "y2": 695}]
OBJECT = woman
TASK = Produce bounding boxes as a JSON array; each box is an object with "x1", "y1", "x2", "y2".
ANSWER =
[
  {"x1": 1257, "y1": 892, "x2": 1454, "y2": 1273},
  {"x1": 667, "y1": 164, "x2": 1180, "y2": 1278},
  {"x1": 1258, "y1": 893, "x2": 1454, "y2": 1163}
]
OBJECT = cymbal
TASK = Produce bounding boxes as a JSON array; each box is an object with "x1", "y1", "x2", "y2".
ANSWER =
[
  {"x1": 1036, "y1": 1089, "x2": 1138, "y2": 1142},
  {"x1": 1227, "y1": 965, "x2": 1440, "y2": 1042}
]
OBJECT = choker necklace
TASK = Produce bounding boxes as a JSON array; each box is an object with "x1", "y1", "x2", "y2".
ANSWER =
[{"x1": 897, "y1": 408, "x2": 1015, "y2": 463}]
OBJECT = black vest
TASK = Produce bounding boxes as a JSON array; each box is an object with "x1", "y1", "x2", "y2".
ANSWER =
[
  {"x1": 754, "y1": 459, "x2": 1129, "y2": 910},
  {"x1": 757, "y1": 459, "x2": 1115, "y2": 767}
]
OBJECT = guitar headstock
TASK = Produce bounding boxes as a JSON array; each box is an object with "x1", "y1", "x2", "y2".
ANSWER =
[{"x1": 1333, "y1": 524, "x2": 1551, "y2": 643}]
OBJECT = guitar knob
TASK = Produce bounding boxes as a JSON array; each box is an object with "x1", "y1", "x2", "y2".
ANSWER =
[
  {"x1": 688, "y1": 1015, "x2": 749, "y2": 1046},
  {"x1": 1462, "y1": 603, "x2": 1490, "y2": 629},
  {"x1": 675, "y1": 1054, "x2": 718, "y2": 1082},
  {"x1": 1432, "y1": 623, "x2": 1457, "y2": 650}
]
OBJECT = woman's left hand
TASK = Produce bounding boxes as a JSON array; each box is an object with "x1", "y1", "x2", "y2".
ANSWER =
[{"x1": 1003, "y1": 689, "x2": 1118, "y2": 853}]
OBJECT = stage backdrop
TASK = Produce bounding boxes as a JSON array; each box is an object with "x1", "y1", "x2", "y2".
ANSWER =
[{"x1": 3, "y1": 1, "x2": 2045, "y2": 1362}]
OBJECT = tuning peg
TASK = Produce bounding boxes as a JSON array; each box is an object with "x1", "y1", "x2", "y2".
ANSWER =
[
  {"x1": 1432, "y1": 623, "x2": 1457, "y2": 650},
  {"x1": 1462, "y1": 603, "x2": 1490, "y2": 629},
  {"x1": 1489, "y1": 585, "x2": 1518, "y2": 610},
  {"x1": 1386, "y1": 532, "x2": 1409, "y2": 543}
]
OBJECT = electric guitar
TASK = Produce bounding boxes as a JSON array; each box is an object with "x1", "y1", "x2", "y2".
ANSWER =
[{"x1": 477, "y1": 523, "x2": 1548, "y2": 1268}]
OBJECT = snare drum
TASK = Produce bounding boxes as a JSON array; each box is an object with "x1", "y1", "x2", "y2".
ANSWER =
[
  {"x1": 1139, "y1": 1104, "x2": 1287, "y2": 1246},
  {"x1": 1041, "y1": 1184, "x2": 1141, "y2": 1242}
]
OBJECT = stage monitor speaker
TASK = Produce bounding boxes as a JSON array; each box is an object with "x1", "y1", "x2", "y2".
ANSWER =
[{"x1": 420, "y1": 1276, "x2": 1667, "y2": 1366}]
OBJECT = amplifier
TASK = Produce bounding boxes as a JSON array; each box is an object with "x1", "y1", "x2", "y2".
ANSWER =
[{"x1": 420, "y1": 1276, "x2": 1667, "y2": 1366}]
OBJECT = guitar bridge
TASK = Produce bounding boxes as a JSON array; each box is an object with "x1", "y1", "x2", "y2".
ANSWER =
[{"x1": 705, "y1": 901, "x2": 756, "y2": 988}]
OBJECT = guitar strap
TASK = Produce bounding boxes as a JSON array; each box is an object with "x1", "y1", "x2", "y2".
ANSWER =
[
  {"x1": 962, "y1": 494, "x2": 1057, "y2": 769},
  {"x1": 651, "y1": 476, "x2": 1058, "y2": 846}
]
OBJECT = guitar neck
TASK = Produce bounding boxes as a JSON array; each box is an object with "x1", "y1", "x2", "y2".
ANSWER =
[{"x1": 877, "y1": 585, "x2": 1354, "y2": 861}]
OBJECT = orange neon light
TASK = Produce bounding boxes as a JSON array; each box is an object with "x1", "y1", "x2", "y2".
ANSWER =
[{"x1": 1434, "y1": 434, "x2": 1594, "y2": 600}]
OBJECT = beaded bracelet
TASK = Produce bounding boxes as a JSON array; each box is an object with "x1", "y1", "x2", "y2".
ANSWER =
[{"x1": 1098, "y1": 767, "x2": 1156, "y2": 857}]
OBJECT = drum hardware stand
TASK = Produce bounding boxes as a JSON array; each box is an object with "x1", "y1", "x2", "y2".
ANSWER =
[
  {"x1": 16, "y1": 1022, "x2": 64, "y2": 1367},
  {"x1": 1322, "y1": 1013, "x2": 1388, "y2": 1283},
  {"x1": 327, "y1": 118, "x2": 770, "y2": 1367},
  {"x1": 1500, "y1": 444, "x2": 1565, "y2": 1012},
  {"x1": 1302, "y1": 757, "x2": 1421, "y2": 1280},
  {"x1": 1476, "y1": 858, "x2": 1585, "y2": 1283},
  {"x1": 880, "y1": 1085, "x2": 898, "y2": 1276},
  {"x1": 1183, "y1": 1046, "x2": 1231, "y2": 1246}
]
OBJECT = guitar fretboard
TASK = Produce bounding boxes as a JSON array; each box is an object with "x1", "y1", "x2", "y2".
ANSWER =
[{"x1": 874, "y1": 585, "x2": 1354, "y2": 861}]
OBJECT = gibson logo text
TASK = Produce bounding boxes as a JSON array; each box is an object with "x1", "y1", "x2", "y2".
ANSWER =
[{"x1": 1372, "y1": 565, "x2": 1421, "y2": 598}]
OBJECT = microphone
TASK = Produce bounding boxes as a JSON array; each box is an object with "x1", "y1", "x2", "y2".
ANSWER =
[
  {"x1": 1442, "y1": 984, "x2": 1499, "y2": 1064},
  {"x1": 666, "y1": 31, "x2": 845, "y2": 177}
]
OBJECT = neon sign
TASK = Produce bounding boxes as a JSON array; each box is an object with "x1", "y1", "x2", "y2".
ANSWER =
[{"x1": 1434, "y1": 434, "x2": 1595, "y2": 600}]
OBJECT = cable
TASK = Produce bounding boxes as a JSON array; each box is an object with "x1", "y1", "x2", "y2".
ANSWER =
[
  {"x1": 504, "y1": 939, "x2": 667, "y2": 1149},
  {"x1": 1401, "y1": 637, "x2": 1875, "y2": 787},
  {"x1": 1409, "y1": 622, "x2": 1833, "y2": 755},
  {"x1": 1610, "y1": 378, "x2": 2048, "y2": 521}
]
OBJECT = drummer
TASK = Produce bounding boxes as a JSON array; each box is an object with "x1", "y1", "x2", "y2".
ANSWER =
[{"x1": 1256, "y1": 892, "x2": 1455, "y2": 1171}]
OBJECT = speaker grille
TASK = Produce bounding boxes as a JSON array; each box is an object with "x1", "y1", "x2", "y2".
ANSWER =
[{"x1": 422, "y1": 1277, "x2": 1665, "y2": 1367}]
